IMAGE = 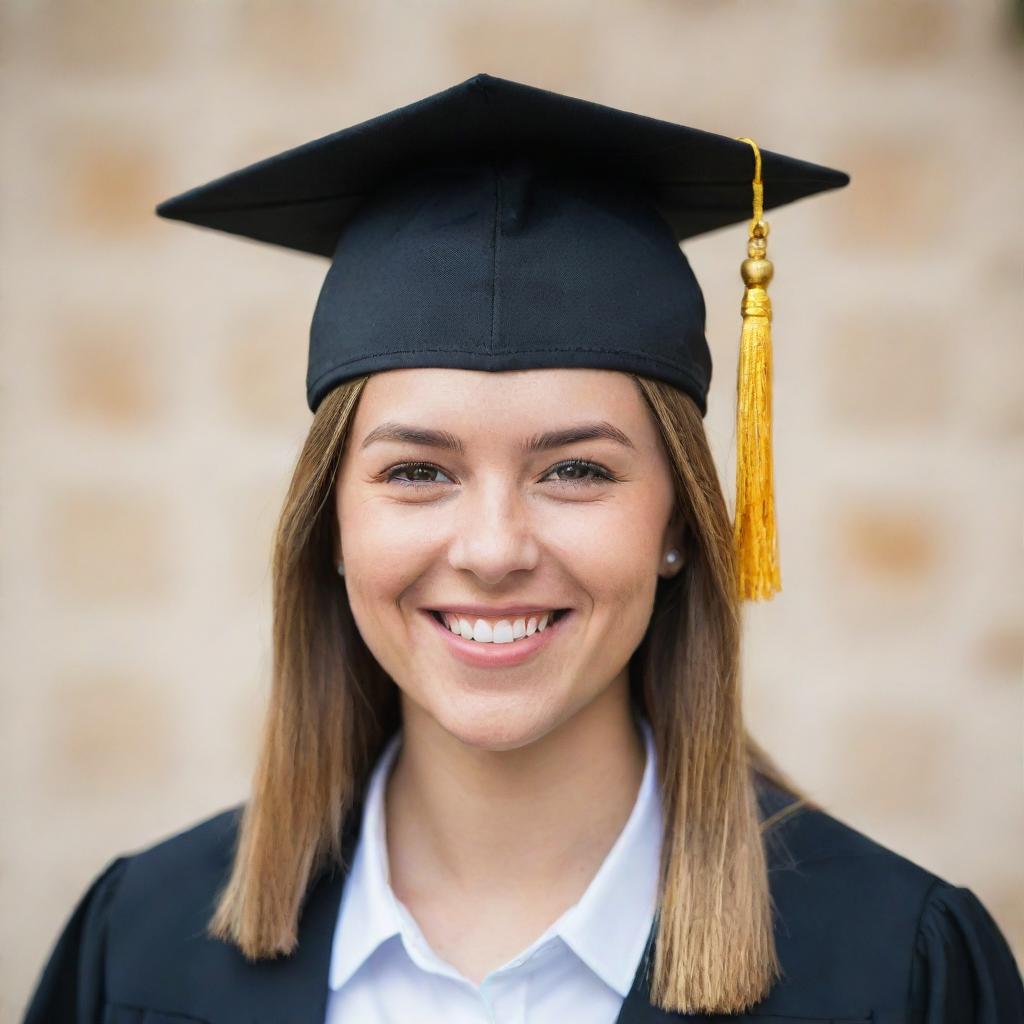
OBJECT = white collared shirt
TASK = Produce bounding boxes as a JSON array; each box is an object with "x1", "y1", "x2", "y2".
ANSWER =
[{"x1": 325, "y1": 715, "x2": 662, "y2": 1024}]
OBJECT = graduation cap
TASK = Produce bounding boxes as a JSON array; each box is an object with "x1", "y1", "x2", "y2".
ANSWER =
[{"x1": 155, "y1": 72, "x2": 849, "y2": 601}]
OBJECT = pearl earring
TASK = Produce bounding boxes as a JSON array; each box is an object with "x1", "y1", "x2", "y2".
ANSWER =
[
  {"x1": 336, "y1": 560, "x2": 345, "y2": 576},
  {"x1": 665, "y1": 549, "x2": 680, "y2": 565}
]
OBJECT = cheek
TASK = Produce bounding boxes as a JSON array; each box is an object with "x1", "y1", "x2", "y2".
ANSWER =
[
  {"x1": 548, "y1": 503, "x2": 663, "y2": 586},
  {"x1": 337, "y1": 497, "x2": 439, "y2": 637},
  {"x1": 587, "y1": 550, "x2": 660, "y2": 639},
  {"x1": 560, "y1": 507, "x2": 664, "y2": 634},
  {"x1": 340, "y1": 486, "x2": 435, "y2": 569}
]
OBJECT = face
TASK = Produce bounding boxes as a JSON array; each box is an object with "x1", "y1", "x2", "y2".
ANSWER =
[{"x1": 334, "y1": 368, "x2": 684, "y2": 752}]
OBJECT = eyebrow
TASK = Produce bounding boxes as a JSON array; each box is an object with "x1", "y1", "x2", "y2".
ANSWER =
[{"x1": 359, "y1": 420, "x2": 636, "y2": 455}]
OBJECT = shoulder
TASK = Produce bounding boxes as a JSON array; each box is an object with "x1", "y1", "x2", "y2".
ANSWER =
[
  {"x1": 758, "y1": 777, "x2": 945, "y2": 886},
  {"x1": 102, "y1": 804, "x2": 246, "y2": 996},
  {"x1": 81, "y1": 803, "x2": 245, "y2": 959},
  {"x1": 23, "y1": 805, "x2": 247, "y2": 1023},
  {"x1": 110, "y1": 802, "x2": 243, "y2": 914},
  {"x1": 749, "y1": 777, "x2": 1024, "y2": 1020}
]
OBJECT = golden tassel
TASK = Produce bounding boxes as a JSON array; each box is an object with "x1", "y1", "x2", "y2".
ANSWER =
[{"x1": 733, "y1": 138, "x2": 781, "y2": 601}]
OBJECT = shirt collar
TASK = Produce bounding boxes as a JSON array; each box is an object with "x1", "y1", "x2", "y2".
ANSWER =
[{"x1": 329, "y1": 715, "x2": 662, "y2": 998}]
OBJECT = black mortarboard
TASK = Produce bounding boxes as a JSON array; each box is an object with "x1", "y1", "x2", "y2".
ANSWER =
[{"x1": 154, "y1": 72, "x2": 849, "y2": 601}]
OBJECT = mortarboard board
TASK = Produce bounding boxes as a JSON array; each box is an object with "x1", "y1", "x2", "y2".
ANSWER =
[{"x1": 154, "y1": 72, "x2": 850, "y2": 601}]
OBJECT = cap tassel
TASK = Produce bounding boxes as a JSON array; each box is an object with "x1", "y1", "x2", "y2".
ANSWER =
[{"x1": 733, "y1": 138, "x2": 781, "y2": 601}]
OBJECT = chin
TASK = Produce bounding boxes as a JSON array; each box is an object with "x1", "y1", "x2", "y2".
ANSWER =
[{"x1": 427, "y1": 690, "x2": 566, "y2": 753}]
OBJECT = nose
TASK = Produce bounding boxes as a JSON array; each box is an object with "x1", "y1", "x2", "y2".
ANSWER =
[{"x1": 444, "y1": 474, "x2": 541, "y2": 583}]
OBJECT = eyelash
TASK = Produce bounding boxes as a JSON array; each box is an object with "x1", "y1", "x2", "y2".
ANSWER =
[{"x1": 382, "y1": 457, "x2": 618, "y2": 489}]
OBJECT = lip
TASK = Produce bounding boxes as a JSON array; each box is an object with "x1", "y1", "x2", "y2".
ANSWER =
[
  {"x1": 420, "y1": 608, "x2": 574, "y2": 668},
  {"x1": 425, "y1": 604, "x2": 568, "y2": 617}
]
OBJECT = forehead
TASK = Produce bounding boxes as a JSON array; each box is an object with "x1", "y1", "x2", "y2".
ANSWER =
[{"x1": 351, "y1": 367, "x2": 650, "y2": 437}]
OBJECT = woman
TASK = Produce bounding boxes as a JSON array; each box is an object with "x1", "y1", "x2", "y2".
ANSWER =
[{"x1": 23, "y1": 73, "x2": 1024, "y2": 1024}]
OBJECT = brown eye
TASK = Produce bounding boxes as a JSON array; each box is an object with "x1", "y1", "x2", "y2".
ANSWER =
[
  {"x1": 544, "y1": 459, "x2": 616, "y2": 486},
  {"x1": 384, "y1": 463, "x2": 451, "y2": 486}
]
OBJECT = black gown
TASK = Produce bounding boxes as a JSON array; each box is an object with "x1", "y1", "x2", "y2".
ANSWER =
[{"x1": 21, "y1": 776, "x2": 1024, "y2": 1023}]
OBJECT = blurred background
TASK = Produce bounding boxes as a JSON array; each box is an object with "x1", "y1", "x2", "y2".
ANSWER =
[{"x1": 2, "y1": 0, "x2": 1022, "y2": 1016}]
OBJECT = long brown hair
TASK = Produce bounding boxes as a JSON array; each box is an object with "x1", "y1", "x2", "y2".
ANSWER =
[{"x1": 208, "y1": 371, "x2": 816, "y2": 1014}]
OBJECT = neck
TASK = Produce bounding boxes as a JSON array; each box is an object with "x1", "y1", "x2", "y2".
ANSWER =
[{"x1": 384, "y1": 677, "x2": 646, "y2": 904}]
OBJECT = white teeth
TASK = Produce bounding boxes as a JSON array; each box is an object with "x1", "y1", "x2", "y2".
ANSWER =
[{"x1": 440, "y1": 611, "x2": 560, "y2": 643}]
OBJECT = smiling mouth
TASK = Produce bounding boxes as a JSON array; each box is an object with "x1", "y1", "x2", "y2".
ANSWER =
[
  {"x1": 420, "y1": 607, "x2": 575, "y2": 664},
  {"x1": 428, "y1": 606, "x2": 573, "y2": 647}
]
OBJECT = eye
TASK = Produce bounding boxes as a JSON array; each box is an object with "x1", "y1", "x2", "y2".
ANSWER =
[
  {"x1": 541, "y1": 458, "x2": 617, "y2": 486},
  {"x1": 383, "y1": 462, "x2": 454, "y2": 486},
  {"x1": 381, "y1": 458, "x2": 617, "y2": 488}
]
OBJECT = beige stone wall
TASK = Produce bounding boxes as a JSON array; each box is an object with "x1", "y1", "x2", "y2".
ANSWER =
[{"x1": 3, "y1": 0, "x2": 1021, "y2": 1017}]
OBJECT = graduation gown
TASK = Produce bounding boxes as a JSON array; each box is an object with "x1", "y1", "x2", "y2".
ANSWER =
[{"x1": 21, "y1": 777, "x2": 1024, "y2": 1024}]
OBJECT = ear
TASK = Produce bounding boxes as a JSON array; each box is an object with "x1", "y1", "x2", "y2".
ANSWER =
[{"x1": 660, "y1": 511, "x2": 688, "y2": 576}]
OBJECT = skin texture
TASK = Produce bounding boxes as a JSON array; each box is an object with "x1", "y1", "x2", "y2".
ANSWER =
[{"x1": 334, "y1": 367, "x2": 685, "y2": 983}]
